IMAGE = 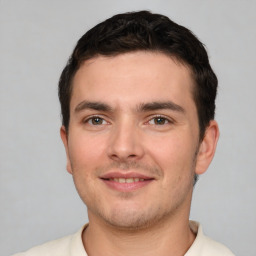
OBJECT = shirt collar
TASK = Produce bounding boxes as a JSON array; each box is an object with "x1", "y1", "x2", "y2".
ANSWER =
[{"x1": 71, "y1": 221, "x2": 206, "y2": 256}]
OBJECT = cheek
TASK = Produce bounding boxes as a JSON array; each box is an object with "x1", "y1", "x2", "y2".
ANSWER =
[
  {"x1": 68, "y1": 134, "x2": 106, "y2": 201},
  {"x1": 68, "y1": 133, "x2": 106, "y2": 168},
  {"x1": 147, "y1": 133, "x2": 193, "y2": 161},
  {"x1": 146, "y1": 134, "x2": 196, "y2": 178}
]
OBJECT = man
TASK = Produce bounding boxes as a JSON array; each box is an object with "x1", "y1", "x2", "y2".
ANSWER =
[{"x1": 13, "y1": 11, "x2": 234, "y2": 256}]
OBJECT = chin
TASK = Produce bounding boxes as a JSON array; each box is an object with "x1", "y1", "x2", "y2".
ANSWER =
[{"x1": 96, "y1": 205, "x2": 170, "y2": 231}]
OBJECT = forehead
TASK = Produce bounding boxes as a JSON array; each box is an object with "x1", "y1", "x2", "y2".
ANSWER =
[{"x1": 71, "y1": 51, "x2": 195, "y2": 111}]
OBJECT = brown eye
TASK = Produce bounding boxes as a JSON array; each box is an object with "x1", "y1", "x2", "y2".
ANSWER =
[
  {"x1": 88, "y1": 117, "x2": 105, "y2": 125},
  {"x1": 153, "y1": 117, "x2": 168, "y2": 125}
]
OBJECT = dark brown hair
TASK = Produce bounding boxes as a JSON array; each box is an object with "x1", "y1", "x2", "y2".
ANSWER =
[{"x1": 58, "y1": 10, "x2": 217, "y2": 141}]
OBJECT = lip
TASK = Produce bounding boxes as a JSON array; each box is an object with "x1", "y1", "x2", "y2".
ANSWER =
[
  {"x1": 100, "y1": 172, "x2": 155, "y2": 192},
  {"x1": 100, "y1": 172, "x2": 153, "y2": 180}
]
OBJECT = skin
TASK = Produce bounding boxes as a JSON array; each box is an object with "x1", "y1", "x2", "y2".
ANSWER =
[{"x1": 61, "y1": 51, "x2": 219, "y2": 256}]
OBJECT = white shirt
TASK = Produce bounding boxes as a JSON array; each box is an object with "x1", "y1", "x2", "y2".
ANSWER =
[{"x1": 12, "y1": 221, "x2": 235, "y2": 256}]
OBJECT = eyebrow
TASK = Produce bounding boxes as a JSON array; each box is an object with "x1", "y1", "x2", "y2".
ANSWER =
[
  {"x1": 137, "y1": 101, "x2": 185, "y2": 113},
  {"x1": 74, "y1": 100, "x2": 185, "y2": 114},
  {"x1": 74, "y1": 101, "x2": 113, "y2": 112}
]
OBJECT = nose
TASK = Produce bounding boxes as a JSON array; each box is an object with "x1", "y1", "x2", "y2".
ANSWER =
[{"x1": 107, "y1": 119, "x2": 145, "y2": 162}]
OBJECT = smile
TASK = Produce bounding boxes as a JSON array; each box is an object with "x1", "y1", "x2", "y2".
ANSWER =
[
  {"x1": 109, "y1": 178, "x2": 145, "y2": 183},
  {"x1": 100, "y1": 174, "x2": 154, "y2": 192}
]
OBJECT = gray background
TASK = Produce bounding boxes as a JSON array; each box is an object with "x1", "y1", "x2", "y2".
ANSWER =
[{"x1": 1, "y1": 0, "x2": 255, "y2": 255}]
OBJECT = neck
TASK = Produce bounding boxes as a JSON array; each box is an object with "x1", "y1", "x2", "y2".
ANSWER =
[{"x1": 82, "y1": 212, "x2": 196, "y2": 256}]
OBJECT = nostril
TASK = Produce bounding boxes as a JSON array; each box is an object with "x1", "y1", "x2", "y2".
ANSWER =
[{"x1": 107, "y1": 135, "x2": 145, "y2": 161}]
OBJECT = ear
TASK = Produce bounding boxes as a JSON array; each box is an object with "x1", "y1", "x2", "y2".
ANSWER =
[
  {"x1": 60, "y1": 126, "x2": 73, "y2": 175},
  {"x1": 195, "y1": 120, "x2": 219, "y2": 175}
]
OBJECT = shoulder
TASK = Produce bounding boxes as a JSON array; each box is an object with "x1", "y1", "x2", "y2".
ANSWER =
[
  {"x1": 11, "y1": 225, "x2": 87, "y2": 256},
  {"x1": 200, "y1": 235, "x2": 235, "y2": 256},
  {"x1": 186, "y1": 221, "x2": 235, "y2": 256},
  {"x1": 11, "y1": 234, "x2": 74, "y2": 256}
]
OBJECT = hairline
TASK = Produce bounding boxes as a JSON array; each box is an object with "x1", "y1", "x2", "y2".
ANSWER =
[{"x1": 65, "y1": 49, "x2": 203, "y2": 138}]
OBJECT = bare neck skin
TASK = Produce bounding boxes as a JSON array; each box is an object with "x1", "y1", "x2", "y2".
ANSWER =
[{"x1": 82, "y1": 195, "x2": 196, "y2": 256}]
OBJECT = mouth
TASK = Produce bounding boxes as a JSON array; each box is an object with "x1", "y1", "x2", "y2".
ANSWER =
[
  {"x1": 100, "y1": 173, "x2": 155, "y2": 192},
  {"x1": 106, "y1": 177, "x2": 147, "y2": 183}
]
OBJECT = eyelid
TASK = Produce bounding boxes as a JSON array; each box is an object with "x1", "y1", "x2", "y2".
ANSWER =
[
  {"x1": 82, "y1": 115, "x2": 109, "y2": 125},
  {"x1": 146, "y1": 114, "x2": 175, "y2": 125},
  {"x1": 82, "y1": 114, "x2": 174, "y2": 125}
]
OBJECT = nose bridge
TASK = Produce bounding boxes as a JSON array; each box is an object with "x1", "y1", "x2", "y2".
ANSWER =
[{"x1": 107, "y1": 115, "x2": 144, "y2": 161}]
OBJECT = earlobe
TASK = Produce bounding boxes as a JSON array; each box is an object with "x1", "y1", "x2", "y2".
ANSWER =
[
  {"x1": 195, "y1": 120, "x2": 219, "y2": 175},
  {"x1": 60, "y1": 126, "x2": 73, "y2": 175}
]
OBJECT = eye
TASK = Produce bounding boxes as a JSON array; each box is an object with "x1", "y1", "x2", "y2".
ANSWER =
[
  {"x1": 86, "y1": 116, "x2": 107, "y2": 125},
  {"x1": 148, "y1": 116, "x2": 170, "y2": 125}
]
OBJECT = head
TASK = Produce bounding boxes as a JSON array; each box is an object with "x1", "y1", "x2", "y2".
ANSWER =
[
  {"x1": 59, "y1": 11, "x2": 219, "y2": 230},
  {"x1": 58, "y1": 10, "x2": 217, "y2": 141}
]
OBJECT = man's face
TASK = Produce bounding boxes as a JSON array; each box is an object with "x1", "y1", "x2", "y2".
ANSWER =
[{"x1": 61, "y1": 51, "x2": 216, "y2": 229}]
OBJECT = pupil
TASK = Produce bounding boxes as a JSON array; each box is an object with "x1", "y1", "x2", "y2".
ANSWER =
[
  {"x1": 92, "y1": 118, "x2": 102, "y2": 125},
  {"x1": 155, "y1": 118, "x2": 165, "y2": 125}
]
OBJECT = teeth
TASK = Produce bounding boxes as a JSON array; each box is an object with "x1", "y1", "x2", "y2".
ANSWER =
[
  {"x1": 119, "y1": 178, "x2": 125, "y2": 183},
  {"x1": 110, "y1": 178, "x2": 145, "y2": 183}
]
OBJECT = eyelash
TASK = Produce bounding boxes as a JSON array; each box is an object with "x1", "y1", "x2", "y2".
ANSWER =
[
  {"x1": 83, "y1": 115, "x2": 108, "y2": 125},
  {"x1": 83, "y1": 115, "x2": 173, "y2": 126},
  {"x1": 147, "y1": 115, "x2": 174, "y2": 126}
]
